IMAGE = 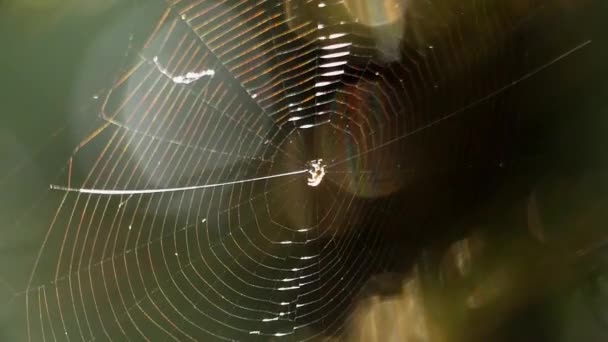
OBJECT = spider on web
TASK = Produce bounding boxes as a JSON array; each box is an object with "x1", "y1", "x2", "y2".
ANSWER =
[{"x1": 306, "y1": 159, "x2": 326, "y2": 187}]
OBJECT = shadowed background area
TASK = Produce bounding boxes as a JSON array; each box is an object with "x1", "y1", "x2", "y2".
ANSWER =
[{"x1": 1, "y1": 0, "x2": 607, "y2": 341}]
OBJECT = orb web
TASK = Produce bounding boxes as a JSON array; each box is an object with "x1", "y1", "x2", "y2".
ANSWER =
[{"x1": 18, "y1": 0, "x2": 592, "y2": 341}]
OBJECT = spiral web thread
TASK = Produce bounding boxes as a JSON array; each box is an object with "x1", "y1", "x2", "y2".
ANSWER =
[{"x1": 22, "y1": 0, "x2": 591, "y2": 341}]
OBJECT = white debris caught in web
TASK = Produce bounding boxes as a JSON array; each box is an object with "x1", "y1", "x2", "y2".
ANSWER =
[
  {"x1": 153, "y1": 56, "x2": 215, "y2": 84},
  {"x1": 306, "y1": 159, "x2": 326, "y2": 187}
]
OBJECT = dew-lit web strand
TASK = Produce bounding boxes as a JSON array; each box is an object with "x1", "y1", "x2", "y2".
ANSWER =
[{"x1": 49, "y1": 169, "x2": 308, "y2": 195}]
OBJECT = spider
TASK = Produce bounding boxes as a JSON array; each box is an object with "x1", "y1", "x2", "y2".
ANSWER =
[{"x1": 306, "y1": 159, "x2": 326, "y2": 187}]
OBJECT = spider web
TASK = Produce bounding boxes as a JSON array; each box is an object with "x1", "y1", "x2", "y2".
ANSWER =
[{"x1": 16, "y1": 0, "x2": 591, "y2": 340}]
